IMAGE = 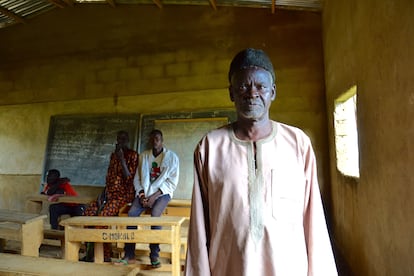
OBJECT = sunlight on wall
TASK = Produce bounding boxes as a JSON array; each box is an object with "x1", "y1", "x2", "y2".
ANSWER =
[{"x1": 334, "y1": 85, "x2": 359, "y2": 178}]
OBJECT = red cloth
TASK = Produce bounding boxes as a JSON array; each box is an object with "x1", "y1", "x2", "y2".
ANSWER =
[{"x1": 42, "y1": 180, "x2": 79, "y2": 206}]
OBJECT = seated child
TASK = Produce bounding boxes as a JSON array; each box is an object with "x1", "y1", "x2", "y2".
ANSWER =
[{"x1": 41, "y1": 169, "x2": 85, "y2": 229}]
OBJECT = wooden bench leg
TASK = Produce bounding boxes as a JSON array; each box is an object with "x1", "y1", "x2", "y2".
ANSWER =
[
  {"x1": 171, "y1": 226, "x2": 181, "y2": 276},
  {"x1": 94, "y1": 243, "x2": 104, "y2": 263},
  {"x1": 21, "y1": 219, "x2": 43, "y2": 257},
  {"x1": 65, "y1": 241, "x2": 81, "y2": 262},
  {"x1": 64, "y1": 225, "x2": 81, "y2": 261}
]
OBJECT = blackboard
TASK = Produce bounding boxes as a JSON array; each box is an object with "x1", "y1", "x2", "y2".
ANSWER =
[
  {"x1": 139, "y1": 110, "x2": 236, "y2": 199},
  {"x1": 42, "y1": 114, "x2": 140, "y2": 187}
]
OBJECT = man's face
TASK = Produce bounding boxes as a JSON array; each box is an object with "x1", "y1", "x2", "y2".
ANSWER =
[
  {"x1": 149, "y1": 133, "x2": 163, "y2": 151},
  {"x1": 116, "y1": 132, "x2": 129, "y2": 148},
  {"x1": 229, "y1": 67, "x2": 276, "y2": 121}
]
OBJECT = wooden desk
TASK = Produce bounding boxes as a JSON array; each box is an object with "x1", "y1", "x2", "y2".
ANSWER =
[
  {"x1": 164, "y1": 199, "x2": 191, "y2": 218},
  {"x1": 25, "y1": 194, "x2": 94, "y2": 214},
  {"x1": 0, "y1": 209, "x2": 47, "y2": 257},
  {"x1": 60, "y1": 216, "x2": 185, "y2": 276},
  {"x1": 119, "y1": 199, "x2": 191, "y2": 219},
  {"x1": 117, "y1": 199, "x2": 191, "y2": 261},
  {"x1": 168, "y1": 199, "x2": 191, "y2": 208}
]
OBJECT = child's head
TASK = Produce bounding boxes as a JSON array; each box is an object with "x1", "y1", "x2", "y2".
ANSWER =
[{"x1": 46, "y1": 169, "x2": 60, "y2": 184}]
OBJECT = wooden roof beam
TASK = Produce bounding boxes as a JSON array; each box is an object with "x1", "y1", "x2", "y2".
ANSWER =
[
  {"x1": 152, "y1": 0, "x2": 163, "y2": 9},
  {"x1": 46, "y1": 0, "x2": 67, "y2": 8},
  {"x1": 106, "y1": 0, "x2": 116, "y2": 8},
  {"x1": 0, "y1": 6, "x2": 26, "y2": 24},
  {"x1": 209, "y1": 0, "x2": 217, "y2": 11},
  {"x1": 62, "y1": 0, "x2": 74, "y2": 7}
]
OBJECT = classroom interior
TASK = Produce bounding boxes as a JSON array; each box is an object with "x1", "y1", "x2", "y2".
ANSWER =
[{"x1": 0, "y1": 1, "x2": 413, "y2": 275}]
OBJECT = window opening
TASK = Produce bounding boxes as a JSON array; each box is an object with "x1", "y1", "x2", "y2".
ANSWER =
[{"x1": 334, "y1": 86, "x2": 359, "y2": 178}]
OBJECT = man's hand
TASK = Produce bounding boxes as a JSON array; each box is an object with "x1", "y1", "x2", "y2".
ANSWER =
[
  {"x1": 145, "y1": 194, "x2": 157, "y2": 208},
  {"x1": 115, "y1": 144, "x2": 124, "y2": 160},
  {"x1": 145, "y1": 190, "x2": 163, "y2": 208},
  {"x1": 48, "y1": 194, "x2": 62, "y2": 202},
  {"x1": 140, "y1": 196, "x2": 148, "y2": 207}
]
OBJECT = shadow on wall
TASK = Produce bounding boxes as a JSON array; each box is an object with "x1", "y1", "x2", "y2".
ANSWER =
[
  {"x1": 333, "y1": 240, "x2": 355, "y2": 276},
  {"x1": 0, "y1": 175, "x2": 40, "y2": 211}
]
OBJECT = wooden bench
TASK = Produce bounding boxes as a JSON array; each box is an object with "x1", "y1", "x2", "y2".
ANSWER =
[
  {"x1": 43, "y1": 229, "x2": 65, "y2": 243},
  {"x1": 0, "y1": 252, "x2": 140, "y2": 276},
  {"x1": 118, "y1": 199, "x2": 191, "y2": 218},
  {"x1": 0, "y1": 209, "x2": 47, "y2": 257},
  {"x1": 117, "y1": 199, "x2": 190, "y2": 261},
  {"x1": 60, "y1": 216, "x2": 186, "y2": 276},
  {"x1": 25, "y1": 194, "x2": 88, "y2": 254},
  {"x1": 43, "y1": 228, "x2": 66, "y2": 257}
]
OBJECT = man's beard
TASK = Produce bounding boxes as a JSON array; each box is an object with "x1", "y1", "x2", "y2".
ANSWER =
[{"x1": 238, "y1": 105, "x2": 266, "y2": 120}]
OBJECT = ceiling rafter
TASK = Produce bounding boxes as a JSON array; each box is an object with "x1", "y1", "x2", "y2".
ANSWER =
[
  {"x1": 46, "y1": 0, "x2": 67, "y2": 8},
  {"x1": 62, "y1": 0, "x2": 74, "y2": 7},
  {"x1": 0, "y1": 0, "x2": 322, "y2": 30},
  {"x1": 63, "y1": 0, "x2": 75, "y2": 8},
  {"x1": 106, "y1": 0, "x2": 116, "y2": 8},
  {"x1": 152, "y1": 0, "x2": 163, "y2": 9},
  {"x1": 0, "y1": 6, "x2": 26, "y2": 24},
  {"x1": 209, "y1": 0, "x2": 217, "y2": 11}
]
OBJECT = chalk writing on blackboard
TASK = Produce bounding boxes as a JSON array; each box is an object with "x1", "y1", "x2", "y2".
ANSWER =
[{"x1": 42, "y1": 114, "x2": 139, "y2": 186}]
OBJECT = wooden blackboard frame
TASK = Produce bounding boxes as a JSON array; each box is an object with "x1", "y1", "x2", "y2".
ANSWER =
[{"x1": 41, "y1": 113, "x2": 140, "y2": 187}]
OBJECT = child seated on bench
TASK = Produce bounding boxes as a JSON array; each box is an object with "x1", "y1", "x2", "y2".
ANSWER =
[{"x1": 41, "y1": 169, "x2": 85, "y2": 230}]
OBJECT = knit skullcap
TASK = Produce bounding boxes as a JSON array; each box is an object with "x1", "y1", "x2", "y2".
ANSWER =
[{"x1": 228, "y1": 48, "x2": 275, "y2": 83}]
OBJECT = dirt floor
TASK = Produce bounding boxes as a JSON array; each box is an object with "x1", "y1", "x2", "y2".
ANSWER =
[{"x1": 2, "y1": 240, "x2": 183, "y2": 276}]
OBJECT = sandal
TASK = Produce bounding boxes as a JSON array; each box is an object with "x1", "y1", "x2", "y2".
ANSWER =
[
  {"x1": 113, "y1": 257, "x2": 136, "y2": 266},
  {"x1": 151, "y1": 259, "x2": 161, "y2": 268}
]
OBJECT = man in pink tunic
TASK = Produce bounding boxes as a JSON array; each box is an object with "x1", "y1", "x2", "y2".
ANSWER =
[{"x1": 185, "y1": 48, "x2": 338, "y2": 276}]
